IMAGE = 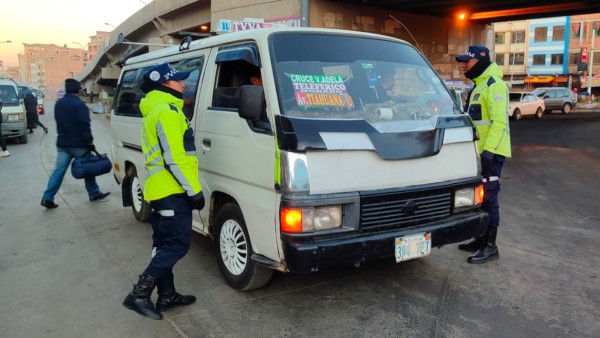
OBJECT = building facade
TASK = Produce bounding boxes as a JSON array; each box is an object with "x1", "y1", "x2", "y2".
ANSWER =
[
  {"x1": 18, "y1": 44, "x2": 85, "y2": 95},
  {"x1": 569, "y1": 14, "x2": 600, "y2": 93},
  {"x1": 524, "y1": 17, "x2": 569, "y2": 90},
  {"x1": 494, "y1": 20, "x2": 528, "y2": 88},
  {"x1": 494, "y1": 13, "x2": 600, "y2": 94}
]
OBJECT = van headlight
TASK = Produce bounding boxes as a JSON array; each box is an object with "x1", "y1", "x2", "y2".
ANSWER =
[
  {"x1": 280, "y1": 205, "x2": 342, "y2": 233},
  {"x1": 454, "y1": 185, "x2": 484, "y2": 209}
]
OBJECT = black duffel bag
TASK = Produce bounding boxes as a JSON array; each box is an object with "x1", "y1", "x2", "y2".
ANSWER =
[{"x1": 71, "y1": 150, "x2": 112, "y2": 179}]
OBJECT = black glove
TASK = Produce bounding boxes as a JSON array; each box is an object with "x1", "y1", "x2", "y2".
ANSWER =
[
  {"x1": 190, "y1": 192, "x2": 205, "y2": 211},
  {"x1": 480, "y1": 150, "x2": 494, "y2": 172},
  {"x1": 87, "y1": 144, "x2": 96, "y2": 152}
]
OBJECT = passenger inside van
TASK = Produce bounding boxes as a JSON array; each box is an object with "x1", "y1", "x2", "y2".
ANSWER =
[{"x1": 117, "y1": 92, "x2": 139, "y2": 116}]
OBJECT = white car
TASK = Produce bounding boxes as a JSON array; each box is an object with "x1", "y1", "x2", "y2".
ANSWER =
[{"x1": 508, "y1": 92, "x2": 545, "y2": 120}]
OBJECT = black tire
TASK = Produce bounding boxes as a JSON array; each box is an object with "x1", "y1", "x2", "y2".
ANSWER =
[
  {"x1": 534, "y1": 107, "x2": 543, "y2": 119},
  {"x1": 127, "y1": 166, "x2": 151, "y2": 222},
  {"x1": 562, "y1": 103, "x2": 572, "y2": 114},
  {"x1": 18, "y1": 134, "x2": 28, "y2": 144},
  {"x1": 512, "y1": 108, "x2": 521, "y2": 121},
  {"x1": 214, "y1": 203, "x2": 273, "y2": 291}
]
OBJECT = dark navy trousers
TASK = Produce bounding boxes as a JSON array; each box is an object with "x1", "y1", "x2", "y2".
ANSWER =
[
  {"x1": 143, "y1": 193, "x2": 193, "y2": 279},
  {"x1": 481, "y1": 153, "x2": 506, "y2": 228}
]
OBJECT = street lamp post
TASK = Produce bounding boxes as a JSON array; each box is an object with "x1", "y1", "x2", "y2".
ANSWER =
[
  {"x1": 588, "y1": 21, "x2": 595, "y2": 97},
  {"x1": 72, "y1": 42, "x2": 85, "y2": 49},
  {"x1": 0, "y1": 40, "x2": 11, "y2": 43},
  {"x1": 105, "y1": 23, "x2": 116, "y2": 29},
  {"x1": 509, "y1": 22, "x2": 517, "y2": 88}
]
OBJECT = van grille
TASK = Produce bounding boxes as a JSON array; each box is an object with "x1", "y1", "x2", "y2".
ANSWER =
[{"x1": 360, "y1": 191, "x2": 452, "y2": 230}]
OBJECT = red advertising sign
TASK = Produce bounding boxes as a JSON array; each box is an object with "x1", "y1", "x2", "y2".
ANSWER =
[{"x1": 582, "y1": 47, "x2": 588, "y2": 63}]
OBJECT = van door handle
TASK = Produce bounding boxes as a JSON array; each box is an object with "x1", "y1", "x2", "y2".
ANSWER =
[{"x1": 202, "y1": 138, "x2": 211, "y2": 148}]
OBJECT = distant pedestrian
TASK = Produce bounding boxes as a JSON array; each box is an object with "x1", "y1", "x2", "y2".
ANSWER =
[
  {"x1": 100, "y1": 89, "x2": 110, "y2": 114},
  {"x1": 40, "y1": 78, "x2": 110, "y2": 209},
  {"x1": 89, "y1": 89, "x2": 94, "y2": 103},
  {"x1": 24, "y1": 88, "x2": 48, "y2": 134},
  {"x1": 0, "y1": 102, "x2": 9, "y2": 157}
]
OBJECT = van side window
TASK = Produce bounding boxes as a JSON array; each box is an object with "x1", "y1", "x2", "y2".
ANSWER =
[
  {"x1": 211, "y1": 42, "x2": 261, "y2": 111},
  {"x1": 212, "y1": 60, "x2": 260, "y2": 110},
  {"x1": 114, "y1": 56, "x2": 204, "y2": 119}
]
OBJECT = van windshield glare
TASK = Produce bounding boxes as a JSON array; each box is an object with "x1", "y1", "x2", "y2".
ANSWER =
[{"x1": 270, "y1": 33, "x2": 462, "y2": 123}]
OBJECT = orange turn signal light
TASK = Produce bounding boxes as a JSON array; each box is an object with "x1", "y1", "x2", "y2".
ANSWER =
[
  {"x1": 280, "y1": 208, "x2": 303, "y2": 233},
  {"x1": 475, "y1": 184, "x2": 484, "y2": 205}
]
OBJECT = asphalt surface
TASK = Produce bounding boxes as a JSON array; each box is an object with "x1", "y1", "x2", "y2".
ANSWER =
[{"x1": 0, "y1": 103, "x2": 599, "y2": 338}]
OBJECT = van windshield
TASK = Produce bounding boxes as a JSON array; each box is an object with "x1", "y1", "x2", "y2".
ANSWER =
[
  {"x1": 270, "y1": 33, "x2": 461, "y2": 126},
  {"x1": 0, "y1": 85, "x2": 19, "y2": 106}
]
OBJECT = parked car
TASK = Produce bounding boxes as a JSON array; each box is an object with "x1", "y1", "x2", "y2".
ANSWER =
[
  {"x1": 31, "y1": 88, "x2": 45, "y2": 115},
  {"x1": 508, "y1": 92, "x2": 545, "y2": 120},
  {"x1": 531, "y1": 87, "x2": 576, "y2": 114},
  {"x1": 0, "y1": 79, "x2": 28, "y2": 143},
  {"x1": 56, "y1": 89, "x2": 66, "y2": 100}
]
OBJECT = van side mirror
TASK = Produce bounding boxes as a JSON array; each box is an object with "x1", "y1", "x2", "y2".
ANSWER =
[{"x1": 239, "y1": 85, "x2": 264, "y2": 121}]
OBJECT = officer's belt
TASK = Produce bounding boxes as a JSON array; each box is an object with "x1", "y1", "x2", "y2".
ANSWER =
[{"x1": 474, "y1": 120, "x2": 492, "y2": 126}]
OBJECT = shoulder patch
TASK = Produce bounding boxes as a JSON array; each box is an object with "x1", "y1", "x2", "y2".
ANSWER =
[
  {"x1": 494, "y1": 93, "x2": 503, "y2": 102},
  {"x1": 168, "y1": 104, "x2": 178, "y2": 112},
  {"x1": 487, "y1": 77, "x2": 496, "y2": 86}
]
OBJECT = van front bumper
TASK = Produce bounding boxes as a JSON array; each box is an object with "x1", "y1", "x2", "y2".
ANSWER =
[
  {"x1": 281, "y1": 211, "x2": 488, "y2": 273},
  {"x1": 1, "y1": 121, "x2": 27, "y2": 139}
]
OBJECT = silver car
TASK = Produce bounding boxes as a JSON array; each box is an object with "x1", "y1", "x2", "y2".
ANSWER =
[{"x1": 531, "y1": 87, "x2": 576, "y2": 114}]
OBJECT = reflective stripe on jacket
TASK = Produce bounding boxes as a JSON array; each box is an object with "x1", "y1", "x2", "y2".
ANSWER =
[
  {"x1": 140, "y1": 89, "x2": 201, "y2": 202},
  {"x1": 466, "y1": 62, "x2": 512, "y2": 158}
]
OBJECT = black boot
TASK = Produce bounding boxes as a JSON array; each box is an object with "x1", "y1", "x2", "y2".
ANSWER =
[
  {"x1": 458, "y1": 237, "x2": 484, "y2": 252},
  {"x1": 156, "y1": 272, "x2": 196, "y2": 312},
  {"x1": 467, "y1": 228, "x2": 499, "y2": 264},
  {"x1": 123, "y1": 274, "x2": 163, "y2": 320}
]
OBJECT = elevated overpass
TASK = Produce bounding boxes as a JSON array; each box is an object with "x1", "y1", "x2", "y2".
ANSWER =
[{"x1": 78, "y1": 0, "x2": 600, "y2": 92}]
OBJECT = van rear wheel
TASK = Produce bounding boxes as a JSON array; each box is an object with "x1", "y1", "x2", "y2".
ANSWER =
[
  {"x1": 127, "y1": 166, "x2": 151, "y2": 222},
  {"x1": 215, "y1": 203, "x2": 273, "y2": 291}
]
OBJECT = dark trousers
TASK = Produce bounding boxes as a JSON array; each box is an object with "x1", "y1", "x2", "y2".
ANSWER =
[
  {"x1": 0, "y1": 123, "x2": 6, "y2": 151},
  {"x1": 143, "y1": 193, "x2": 193, "y2": 279},
  {"x1": 481, "y1": 154, "x2": 506, "y2": 228}
]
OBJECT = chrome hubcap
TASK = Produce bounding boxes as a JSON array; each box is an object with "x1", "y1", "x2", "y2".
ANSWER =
[{"x1": 220, "y1": 220, "x2": 248, "y2": 275}]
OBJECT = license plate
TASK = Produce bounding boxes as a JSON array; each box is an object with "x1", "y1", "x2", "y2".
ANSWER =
[{"x1": 395, "y1": 232, "x2": 431, "y2": 263}]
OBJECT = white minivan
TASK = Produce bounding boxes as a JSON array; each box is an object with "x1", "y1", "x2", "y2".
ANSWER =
[
  {"x1": 110, "y1": 26, "x2": 488, "y2": 291},
  {"x1": 0, "y1": 78, "x2": 27, "y2": 143}
]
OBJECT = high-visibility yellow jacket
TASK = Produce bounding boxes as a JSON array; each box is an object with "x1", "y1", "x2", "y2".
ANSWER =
[
  {"x1": 140, "y1": 89, "x2": 202, "y2": 202},
  {"x1": 466, "y1": 62, "x2": 512, "y2": 158}
]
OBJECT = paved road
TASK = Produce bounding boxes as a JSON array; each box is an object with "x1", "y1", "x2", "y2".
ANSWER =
[{"x1": 1, "y1": 103, "x2": 598, "y2": 337}]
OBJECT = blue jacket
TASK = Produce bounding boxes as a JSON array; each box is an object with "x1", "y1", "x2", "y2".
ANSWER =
[{"x1": 54, "y1": 93, "x2": 93, "y2": 148}]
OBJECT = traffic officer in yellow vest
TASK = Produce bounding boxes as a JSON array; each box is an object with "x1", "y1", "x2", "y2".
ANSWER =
[
  {"x1": 455, "y1": 45, "x2": 511, "y2": 264},
  {"x1": 123, "y1": 63, "x2": 205, "y2": 320}
]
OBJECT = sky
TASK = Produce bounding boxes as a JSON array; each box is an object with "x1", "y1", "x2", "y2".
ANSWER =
[{"x1": 0, "y1": 0, "x2": 152, "y2": 68}]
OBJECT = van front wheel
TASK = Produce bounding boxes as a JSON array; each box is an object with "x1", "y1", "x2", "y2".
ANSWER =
[
  {"x1": 215, "y1": 203, "x2": 273, "y2": 291},
  {"x1": 18, "y1": 134, "x2": 28, "y2": 144}
]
